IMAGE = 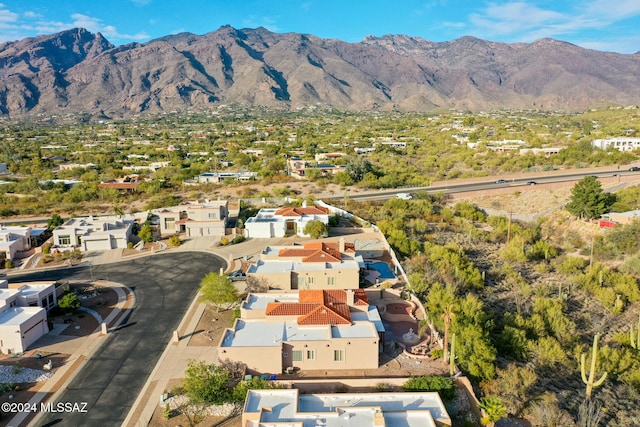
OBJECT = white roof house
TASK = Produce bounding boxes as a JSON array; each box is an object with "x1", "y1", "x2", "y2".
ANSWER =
[
  {"x1": 0, "y1": 226, "x2": 32, "y2": 261},
  {"x1": 52, "y1": 215, "x2": 134, "y2": 252},
  {"x1": 0, "y1": 281, "x2": 57, "y2": 354},
  {"x1": 244, "y1": 205, "x2": 331, "y2": 238},
  {"x1": 592, "y1": 137, "x2": 640, "y2": 152},
  {"x1": 154, "y1": 199, "x2": 229, "y2": 238},
  {"x1": 242, "y1": 389, "x2": 451, "y2": 427}
]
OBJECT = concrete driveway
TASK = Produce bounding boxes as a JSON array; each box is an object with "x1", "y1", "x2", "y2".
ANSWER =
[{"x1": 14, "y1": 251, "x2": 225, "y2": 427}]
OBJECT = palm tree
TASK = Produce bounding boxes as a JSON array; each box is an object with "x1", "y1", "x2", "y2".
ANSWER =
[{"x1": 442, "y1": 304, "x2": 455, "y2": 364}]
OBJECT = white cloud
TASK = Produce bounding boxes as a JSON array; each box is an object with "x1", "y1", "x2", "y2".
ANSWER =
[
  {"x1": 0, "y1": 6, "x2": 149, "y2": 44},
  {"x1": 466, "y1": 0, "x2": 640, "y2": 52},
  {"x1": 241, "y1": 15, "x2": 279, "y2": 32}
]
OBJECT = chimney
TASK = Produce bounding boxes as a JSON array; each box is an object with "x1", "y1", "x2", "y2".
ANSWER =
[
  {"x1": 346, "y1": 289, "x2": 354, "y2": 306},
  {"x1": 339, "y1": 237, "x2": 345, "y2": 253}
]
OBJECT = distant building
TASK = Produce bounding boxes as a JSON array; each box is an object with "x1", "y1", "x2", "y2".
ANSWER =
[
  {"x1": 195, "y1": 171, "x2": 257, "y2": 184},
  {"x1": 592, "y1": 137, "x2": 640, "y2": 152}
]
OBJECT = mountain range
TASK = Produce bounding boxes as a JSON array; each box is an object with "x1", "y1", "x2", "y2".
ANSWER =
[{"x1": 1, "y1": 25, "x2": 640, "y2": 119}]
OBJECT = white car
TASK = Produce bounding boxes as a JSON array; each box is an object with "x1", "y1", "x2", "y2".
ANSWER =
[{"x1": 396, "y1": 193, "x2": 412, "y2": 200}]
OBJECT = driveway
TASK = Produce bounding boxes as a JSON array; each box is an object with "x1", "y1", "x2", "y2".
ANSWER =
[{"x1": 14, "y1": 251, "x2": 225, "y2": 426}]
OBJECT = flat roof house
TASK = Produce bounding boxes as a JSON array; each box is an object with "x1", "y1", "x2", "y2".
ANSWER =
[
  {"x1": 0, "y1": 225, "x2": 32, "y2": 261},
  {"x1": 247, "y1": 240, "x2": 363, "y2": 292},
  {"x1": 218, "y1": 289, "x2": 384, "y2": 374},
  {"x1": 0, "y1": 281, "x2": 56, "y2": 354},
  {"x1": 242, "y1": 389, "x2": 451, "y2": 427},
  {"x1": 155, "y1": 199, "x2": 229, "y2": 238},
  {"x1": 52, "y1": 215, "x2": 134, "y2": 252},
  {"x1": 244, "y1": 205, "x2": 330, "y2": 238}
]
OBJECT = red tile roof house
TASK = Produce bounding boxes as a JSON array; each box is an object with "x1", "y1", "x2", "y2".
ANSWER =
[
  {"x1": 246, "y1": 240, "x2": 364, "y2": 292},
  {"x1": 244, "y1": 205, "x2": 331, "y2": 238},
  {"x1": 218, "y1": 289, "x2": 384, "y2": 374}
]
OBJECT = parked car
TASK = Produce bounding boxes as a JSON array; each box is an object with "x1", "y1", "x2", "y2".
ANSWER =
[
  {"x1": 227, "y1": 269, "x2": 246, "y2": 281},
  {"x1": 629, "y1": 166, "x2": 640, "y2": 171},
  {"x1": 526, "y1": 181, "x2": 537, "y2": 185},
  {"x1": 495, "y1": 179, "x2": 507, "y2": 184}
]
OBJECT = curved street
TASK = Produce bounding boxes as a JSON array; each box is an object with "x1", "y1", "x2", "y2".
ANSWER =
[{"x1": 13, "y1": 251, "x2": 226, "y2": 426}]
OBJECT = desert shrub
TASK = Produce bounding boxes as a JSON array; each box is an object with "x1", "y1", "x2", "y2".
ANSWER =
[
  {"x1": 168, "y1": 235, "x2": 181, "y2": 247},
  {"x1": 42, "y1": 242, "x2": 52, "y2": 254},
  {"x1": 58, "y1": 293, "x2": 81, "y2": 314},
  {"x1": 220, "y1": 237, "x2": 229, "y2": 246},
  {"x1": 402, "y1": 375, "x2": 456, "y2": 401},
  {"x1": 5, "y1": 260, "x2": 13, "y2": 269},
  {"x1": 231, "y1": 235, "x2": 246, "y2": 244},
  {"x1": 527, "y1": 240, "x2": 559, "y2": 261},
  {"x1": 127, "y1": 242, "x2": 134, "y2": 249},
  {"x1": 555, "y1": 256, "x2": 587, "y2": 275},
  {"x1": 480, "y1": 364, "x2": 537, "y2": 416},
  {"x1": 619, "y1": 255, "x2": 640, "y2": 277},
  {"x1": 500, "y1": 236, "x2": 527, "y2": 263}
]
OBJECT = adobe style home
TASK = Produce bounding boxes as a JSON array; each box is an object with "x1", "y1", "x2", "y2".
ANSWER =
[
  {"x1": 218, "y1": 289, "x2": 384, "y2": 374},
  {"x1": 244, "y1": 204, "x2": 331, "y2": 238},
  {"x1": 155, "y1": 199, "x2": 228, "y2": 238},
  {"x1": 243, "y1": 389, "x2": 451, "y2": 427},
  {"x1": 246, "y1": 239, "x2": 364, "y2": 292},
  {"x1": 0, "y1": 281, "x2": 57, "y2": 354},
  {"x1": 0, "y1": 225, "x2": 33, "y2": 263}
]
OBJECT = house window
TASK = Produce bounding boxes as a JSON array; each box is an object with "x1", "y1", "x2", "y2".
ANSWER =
[
  {"x1": 41, "y1": 298, "x2": 47, "y2": 308},
  {"x1": 58, "y1": 235, "x2": 71, "y2": 245},
  {"x1": 307, "y1": 277, "x2": 314, "y2": 285},
  {"x1": 292, "y1": 350, "x2": 303, "y2": 362},
  {"x1": 306, "y1": 350, "x2": 316, "y2": 360},
  {"x1": 297, "y1": 277, "x2": 305, "y2": 289},
  {"x1": 334, "y1": 349, "x2": 344, "y2": 362},
  {"x1": 164, "y1": 218, "x2": 175, "y2": 230},
  {"x1": 208, "y1": 212, "x2": 217, "y2": 219},
  {"x1": 327, "y1": 276, "x2": 335, "y2": 286}
]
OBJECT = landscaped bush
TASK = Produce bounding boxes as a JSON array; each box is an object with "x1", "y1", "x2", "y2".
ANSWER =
[
  {"x1": 168, "y1": 235, "x2": 181, "y2": 247},
  {"x1": 231, "y1": 235, "x2": 246, "y2": 244},
  {"x1": 402, "y1": 375, "x2": 456, "y2": 401}
]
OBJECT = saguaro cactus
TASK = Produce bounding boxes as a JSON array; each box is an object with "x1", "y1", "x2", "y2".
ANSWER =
[
  {"x1": 580, "y1": 334, "x2": 608, "y2": 400},
  {"x1": 631, "y1": 315, "x2": 640, "y2": 350}
]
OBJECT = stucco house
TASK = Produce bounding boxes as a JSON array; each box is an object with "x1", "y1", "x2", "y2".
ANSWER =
[
  {"x1": 247, "y1": 240, "x2": 364, "y2": 292},
  {"x1": 0, "y1": 281, "x2": 57, "y2": 354},
  {"x1": 52, "y1": 215, "x2": 134, "y2": 252},
  {"x1": 155, "y1": 199, "x2": 229, "y2": 238},
  {"x1": 0, "y1": 226, "x2": 32, "y2": 262},
  {"x1": 242, "y1": 389, "x2": 451, "y2": 427},
  {"x1": 244, "y1": 205, "x2": 331, "y2": 238},
  {"x1": 218, "y1": 289, "x2": 384, "y2": 374}
]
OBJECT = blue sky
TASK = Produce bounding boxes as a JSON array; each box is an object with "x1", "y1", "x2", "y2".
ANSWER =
[{"x1": 1, "y1": 1, "x2": 639, "y2": 53}]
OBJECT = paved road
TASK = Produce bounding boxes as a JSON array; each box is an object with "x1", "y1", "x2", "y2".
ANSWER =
[{"x1": 14, "y1": 251, "x2": 225, "y2": 427}]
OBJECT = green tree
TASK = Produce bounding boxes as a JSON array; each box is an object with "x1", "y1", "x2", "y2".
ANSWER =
[
  {"x1": 565, "y1": 176, "x2": 611, "y2": 220},
  {"x1": 303, "y1": 220, "x2": 329, "y2": 238},
  {"x1": 345, "y1": 156, "x2": 374, "y2": 182},
  {"x1": 199, "y1": 272, "x2": 238, "y2": 312},
  {"x1": 58, "y1": 293, "x2": 81, "y2": 314},
  {"x1": 138, "y1": 223, "x2": 154, "y2": 242},
  {"x1": 47, "y1": 214, "x2": 64, "y2": 230},
  {"x1": 182, "y1": 360, "x2": 233, "y2": 405}
]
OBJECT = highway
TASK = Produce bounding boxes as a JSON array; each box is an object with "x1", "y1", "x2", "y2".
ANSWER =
[{"x1": 327, "y1": 167, "x2": 639, "y2": 202}]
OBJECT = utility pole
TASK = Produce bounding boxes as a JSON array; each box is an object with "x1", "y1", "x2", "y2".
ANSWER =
[{"x1": 507, "y1": 209, "x2": 513, "y2": 244}]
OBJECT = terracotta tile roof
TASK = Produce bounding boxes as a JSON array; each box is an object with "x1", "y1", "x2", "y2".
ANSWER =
[
  {"x1": 354, "y1": 289, "x2": 369, "y2": 306},
  {"x1": 298, "y1": 304, "x2": 351, "y2": 325},
  {"x1": 265, "y1": 289, "x2": 353, "y2": 325},
  {"x1": 277, "y1": 244, "x2": 342, "y2": 263},
  {"x1": 274, "y1": 206, "x2": 329, "y2": 216},
  {"x1": 265, "y1": 302, "x2": 318, "y2": 316}
]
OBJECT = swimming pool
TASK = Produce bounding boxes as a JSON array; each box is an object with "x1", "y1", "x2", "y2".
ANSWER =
[{"x1": 368, "y1": 261, "x2": 396, "y2": 280}]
